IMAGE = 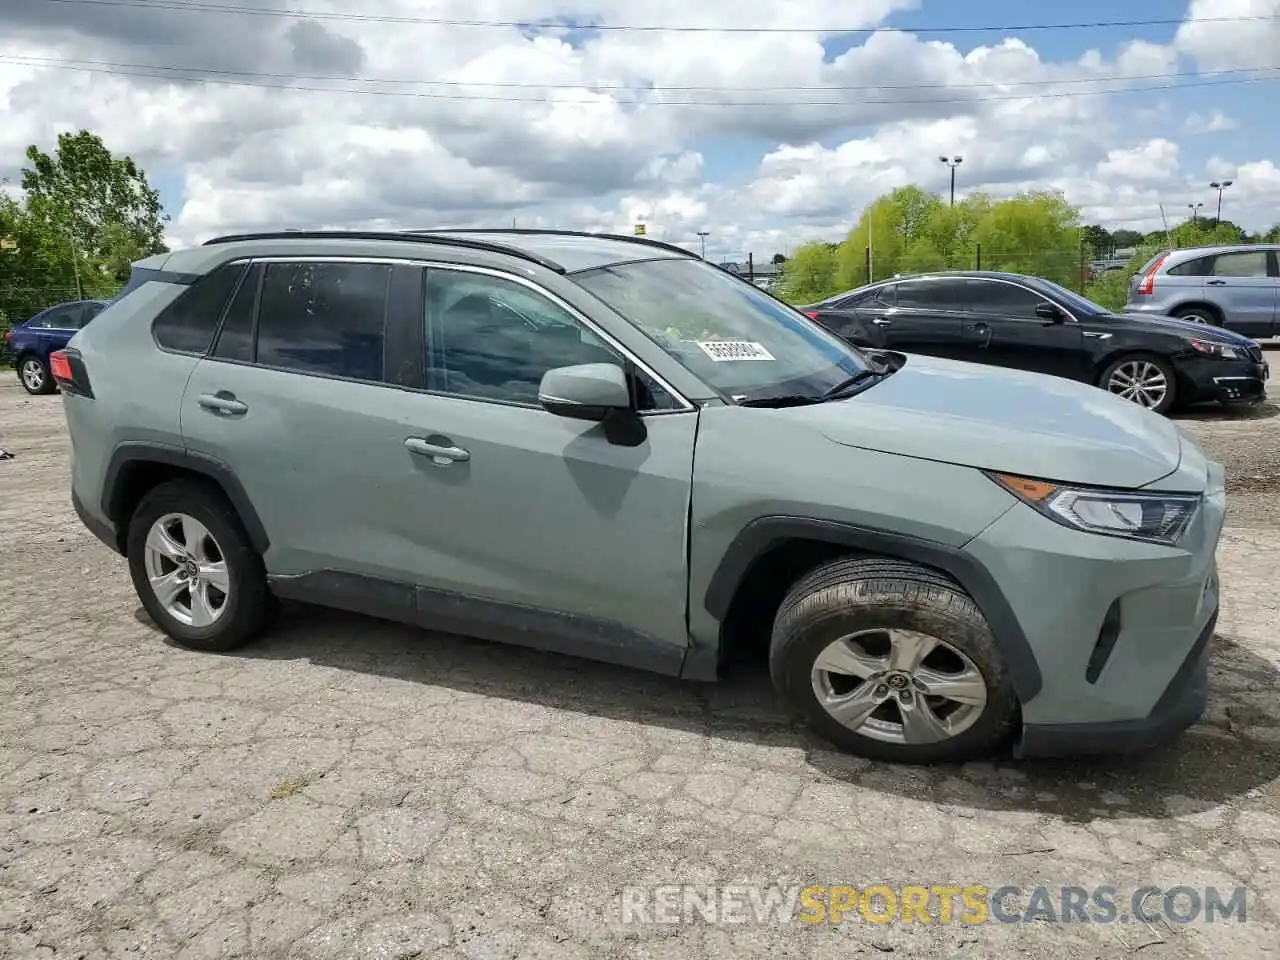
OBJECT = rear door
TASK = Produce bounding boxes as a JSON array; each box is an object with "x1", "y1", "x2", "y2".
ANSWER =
[
  {"x1": 1204, "y1": 249, "x2": 1277, "y2": 337},
  {"x1": 30, "y1": 303, "x2": 87, "y2": 355},
  {"x1": 959, "y1": 279, "x2": 1089, "y2": 381},
  {"x1": 877, "y1": 278, "x2": 988, "y2": 362}
]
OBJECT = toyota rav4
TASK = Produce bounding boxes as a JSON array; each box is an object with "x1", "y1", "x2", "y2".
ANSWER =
[{"x1": 56, "y1": 229, "x2": 1224, "y2": 763}]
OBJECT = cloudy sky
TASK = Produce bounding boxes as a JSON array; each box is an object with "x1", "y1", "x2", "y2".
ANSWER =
[{"x1": 1, "y1": 0, "x2": 1278, "y2": 260}]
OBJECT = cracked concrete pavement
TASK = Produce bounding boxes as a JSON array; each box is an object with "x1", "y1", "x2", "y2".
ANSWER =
[{"x1": 2, "y1": 377, "x2": 1279, "y2": 959}]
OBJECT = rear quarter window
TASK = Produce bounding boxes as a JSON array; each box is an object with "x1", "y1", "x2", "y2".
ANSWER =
[
  {"x1": 151, "y1": 262, "x2": 250, "y2": 355},
  {"x1": 1166, "y1": 257, "x2": 1212, "y2": 277}
]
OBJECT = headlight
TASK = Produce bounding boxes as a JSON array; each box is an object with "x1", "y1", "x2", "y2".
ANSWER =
[
  {"x1": 988, "y1": 472, "x2": 1201, "y2": 545},
  {"x1": 1188, "y1": 338, "x2": 1241, "y2": 360}
]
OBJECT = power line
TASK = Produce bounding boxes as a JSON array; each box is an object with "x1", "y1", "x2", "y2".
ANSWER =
[
  {"x1": 5, "y1": 53, "x2": 1274, "y2": 93},
  {"x1": 2, "y1": 55, "x2": 1277, "y2": 106},
  {"x1": 29, "y1": 0, "x2": 1280, "y2": 34}
]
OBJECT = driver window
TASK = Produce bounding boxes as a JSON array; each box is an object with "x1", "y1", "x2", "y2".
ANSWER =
[{"x1": 424, "y1": 269, "x2": 678, "y2": 410}]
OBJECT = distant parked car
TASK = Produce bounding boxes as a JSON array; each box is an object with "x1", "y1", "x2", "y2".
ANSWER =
[
  {"x1": 1125, "y1": 245, "x2": 1279, "y2": 338},
  {"x1": 800, "y1": 270, "x2": 1268, "y2": 415},
  {"x1": 4, "y1": 299, "x2": 109, "y2": 394}
]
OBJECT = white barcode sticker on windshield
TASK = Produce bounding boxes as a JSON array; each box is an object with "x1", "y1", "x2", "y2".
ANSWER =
[{"x1": 697, "y1": 340, "x2": 776, "y2": 362}]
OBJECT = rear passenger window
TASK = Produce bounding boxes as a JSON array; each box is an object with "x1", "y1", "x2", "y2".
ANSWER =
[
  {"x1": 255, "y1": 262, "x2": 391, "y2": 382},
  {"x1": 1167, "y1": 257, "x2": 1211, "y2": 277},
  {"x1": 152, "y1": 262, "x2": 248, "y2": 355},
  {"x1": 211, "y1": 263, "x2": 261, "y2": 363},
  {"x1": 1210, "y1": 251, "x2": 1269, "y2": 278}
]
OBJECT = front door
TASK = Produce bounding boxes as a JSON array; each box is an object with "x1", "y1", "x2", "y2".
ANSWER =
[
  {"x1": 1205, "y1": 249, "x2": 1277, "y2": 338},
  {"x1": 959, "y1": 279, "x2": 1088, "y2": 381}
]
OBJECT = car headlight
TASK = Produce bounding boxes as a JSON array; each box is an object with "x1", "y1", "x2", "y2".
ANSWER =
[
  {"x1": 1188, "y1": 338, "x2": 1241, "y2": 360},
  {"x1": 988, "y1": 472, "x2": 1201, "y2": 545}
]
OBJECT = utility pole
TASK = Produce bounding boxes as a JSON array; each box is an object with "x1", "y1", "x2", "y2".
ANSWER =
[
  {"x1": 939, "y1": 155, "x2": 963, "y2": 206},
  {"x1": 1209, "y1": 180, "x2": 1233, "y2": 224},
  {"x1": 696, "y1": 230, "x2": 709, "y2": 259}
]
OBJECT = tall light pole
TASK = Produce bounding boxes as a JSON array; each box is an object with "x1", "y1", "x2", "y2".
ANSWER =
[
  {"x1": 1188, "y1": 202, "x2": 1204, "y2": 227},
  {"x1": 696, "y1": 230, "x2": 710, "y2": 259},
  {"x1": 1209, "y1": 180, "x2": 1233, "y2": 224},
  {"x1": 939, "y1": 155, "x2": 963, "y2": 206}
]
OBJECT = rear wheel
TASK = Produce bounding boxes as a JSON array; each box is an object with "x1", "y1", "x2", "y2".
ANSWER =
[
  {"x1": 769, "y1": 557, "x2": 1018, "y2": 764},
  {"x1": 1099, "y1": 354, "x2": 1177, "y2": 414},
  {"x1": 1172, "y1": 305, "x2": 1221, "y2": 327},
  {"x1": 19, "y1": 355, "x2": 54, "y2": 395},
  {"x1": 126, "y1": 479, "x2": 269, "y2": 652}
]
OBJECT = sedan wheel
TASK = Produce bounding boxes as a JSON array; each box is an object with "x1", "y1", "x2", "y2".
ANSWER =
[
  {"x1": 1105, "y1": 359, "x2": 1170, "y2": 411},
  {"x1": 20, "y1": 357, "x2": 50, "y2": 394},
  {"x1": 810, "y1": 628, "x2": 989, "y2": 745}
]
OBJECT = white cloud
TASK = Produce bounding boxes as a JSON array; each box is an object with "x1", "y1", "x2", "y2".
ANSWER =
[
  {"x1": 0, "y1": 0, "x2": 1277, "y2": 258},
  {"x1": 1175, "y1": 0, "x2": 1280, "y2": 70}
]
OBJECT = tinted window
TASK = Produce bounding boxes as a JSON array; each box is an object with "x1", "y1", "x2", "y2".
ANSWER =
[
  {"x1": 894, "y1": 279, "x2": 960, "y2": 310},
  {"x1": 152, "y1": 263, "x2": 248, "y2": 354},
  {"x1": 1167, "y1": 256, "x2": 1212, "y2": 277},
  {"x1": 33, "y1": 304, "x2": 84, "y2": 329},
  {"x1": 426, "y1": 269, "x2": 628, "y2": 406},
  {"x1": 211, "y1": 263, "x2": 261, "y2": 363},
  {"x1": 256, "y1": 261, "x2": 391, "y2": 382},
  {"x1": 962, "y1": 280, "x2": 1043, "y2": 319},
  {"x1": 83, "y1": 303, "x2": 105, "y2": 323},
  {"x1": 1211, "y1": 251, "x2": 1268, "y2": 278}
]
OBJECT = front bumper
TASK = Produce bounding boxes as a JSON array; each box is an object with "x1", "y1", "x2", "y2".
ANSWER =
[
  {"x1": 1177, "y1": 353, "x2": 1269, "y2": 405},
  {"x1": 963, "y1": 475, "x2": 1224, "y2": 756}
]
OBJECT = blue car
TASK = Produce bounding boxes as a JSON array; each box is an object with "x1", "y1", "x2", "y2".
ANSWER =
[{"x1": 5, "y1": 299, "x2": 109, "y2": 394}]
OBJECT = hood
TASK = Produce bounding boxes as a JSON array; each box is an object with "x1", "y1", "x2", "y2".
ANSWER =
[
  {"x1": 1112, "y1": 311, "x2": 1257, "y2": 346},
  {"x1": 788, "y1": 354, "x2": 1186, "y2": 489}
]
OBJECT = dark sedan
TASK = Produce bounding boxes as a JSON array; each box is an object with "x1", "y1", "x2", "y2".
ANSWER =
[
  {"x1": 5, "y1": 299, "x2": 109, "y2": 395},
  {"x1": 800, "y1": 271, "x2": 1268, "y2": 414}
]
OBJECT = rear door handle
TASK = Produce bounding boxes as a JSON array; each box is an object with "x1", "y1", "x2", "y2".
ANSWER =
[
  {"x1": 196, "y1": 393, "x2": 248, "y2": 415},
  {"x1": 405, "y1": 437, "x2": 470, "y2": 464},
  {"x1": 1207, "y1": 280, "x2": 1227, "y2": 286},
  {"x1": 870, "y1": 317, "x2": 892, "y2": 326}
]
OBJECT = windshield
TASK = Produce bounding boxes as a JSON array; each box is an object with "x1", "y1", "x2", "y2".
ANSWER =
[
  {"x1": 572, "y1": 258, "x2": 872, "y2": 401},
  {"x1": 1034, "y1": 279, "x2": 1110, "y2": 317}
]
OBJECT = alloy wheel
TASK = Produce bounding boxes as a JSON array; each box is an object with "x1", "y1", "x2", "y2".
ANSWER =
[
  {"x1": 1106, "y1": 361, "x2": 1168, "y2": 409},
  {"x1": 142, "y1": 512, "x2": 231, "y2": 627},
  {"x1": 21, "y1": 359, "x2": 45, "y2": 392},
  {"x1": 809, "y1": 628, "x2": 989, "y2": 745}
]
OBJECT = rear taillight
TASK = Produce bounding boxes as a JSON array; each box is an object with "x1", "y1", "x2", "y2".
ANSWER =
[
  {"x1": 1136, "y1": 254, "x2": 1168, "y2": 295},
  {"x1": 49, "y1": 349, "x2": 93, "y2": 398},
  {"x1": 2, "y1": 330, "x2": 12, "y2": 344}
]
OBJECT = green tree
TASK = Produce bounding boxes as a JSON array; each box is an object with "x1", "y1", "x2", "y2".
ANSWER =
[
  {"x1": 971, "y1": 191, "x2": 1082, "y2": 287},
  {"x1": 779, "y1": 241, "x2": 838, "y2": 303},
  {"x1": 1110, "y1": 229, "x2": 1144, "y2": 250},
  {"x1": 771, "y1": 252, "x2": 787, "y2": 265},
  {"x1": 1082, "y1": 224, "x2": 1112, "y2": 258},
  {"x1": 20, "y1": 130, "x2": 168, "y2": 291}
]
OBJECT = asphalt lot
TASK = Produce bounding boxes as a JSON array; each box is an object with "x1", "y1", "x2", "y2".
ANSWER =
[{"x1": 1, "y1": 373, "x2": 1279, "y2": 959}]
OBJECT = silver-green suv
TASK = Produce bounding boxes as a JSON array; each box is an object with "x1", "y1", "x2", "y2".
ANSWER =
[{"x1": 56, "y1": 229, "x2": 1224, "y2": 763}]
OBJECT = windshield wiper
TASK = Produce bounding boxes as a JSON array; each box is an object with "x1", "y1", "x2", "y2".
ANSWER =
[
  {"x1": 820, "y1": 369, "x2": 885, "y2": 401},
  {"x1": 735, "y1": 394, "x2": 823, "y2": 408}
]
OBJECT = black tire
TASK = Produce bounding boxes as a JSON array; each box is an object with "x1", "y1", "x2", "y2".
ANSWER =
[
  {"x1": 18, "y1": 354, "x2": 55, "y2": 395},
  {"x1": 1097, "y1": 353, "x2": 1177, "y2": 414},
  {"x1": 769, "y1": 557, "x2": 1018, "y2": 764},
  {"x1": 1171, "y1": 304, "x2": 1222, "y2": 327},
  {"x1": 126, "y1": 478, "x2": 269, "y2": 652}
]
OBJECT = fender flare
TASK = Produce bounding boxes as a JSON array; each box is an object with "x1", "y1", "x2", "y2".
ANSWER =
[
  {"x1": 704, "y1": 516, "x2": 1043, "y2": 704},
  {"x1": 101, "y1": 442, "x2": 270, "y2": 555}
]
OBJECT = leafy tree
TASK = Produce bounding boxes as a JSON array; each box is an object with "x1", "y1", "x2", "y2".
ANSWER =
[
  {"x1": 20, "y1": 130, "x2": 168, "y2": 290},
  {"x1": 1110, "y1": 229, "x2": 1144, "y2": 249},
  {"x1": 779, "y1": 242, "x2": 838, "y2": 303},
  {"x1": 771, "y1": 252, "x2": 787, "y2": 265},
  {"x1": 1082, "y1": 224, "x2": 1112, "y2": 258}
]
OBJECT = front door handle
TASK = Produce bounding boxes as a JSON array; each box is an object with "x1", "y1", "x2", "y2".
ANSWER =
[
  {"x1": 869, "y1": 317, "x2": 892, "y2": 326},
  {"x1": 1207, "y1": 280, "x2": 1227, "y2": 286},
  {"x1": 196, "y1": 393, "x2": 248, "y2": 415},
  {"x1": 405, "y1": 437, "x2": 470, "y2": 465}
]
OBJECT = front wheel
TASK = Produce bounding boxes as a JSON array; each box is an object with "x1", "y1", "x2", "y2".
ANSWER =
[
  {"x1": 19, "y1": 355, "x2": 55, "y2": 395},
  {"x1": 1099, "y1": 354, "x2": 1177, "y2": 414},
  {"x1": 769, "y1": 558, "x2": 1018, "y2": 764}
]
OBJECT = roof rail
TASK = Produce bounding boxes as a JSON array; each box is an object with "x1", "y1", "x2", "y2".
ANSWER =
[
  {"x1": 200, "y1": 230, "x2": 567, "y2": 273},
  {"x1": 411, "y1": 227, "x2": 701, "y2": 261}
]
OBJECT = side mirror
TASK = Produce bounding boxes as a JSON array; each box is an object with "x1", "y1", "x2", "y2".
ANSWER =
[
  {"x1": 538, "y1": 363, "x2": 632, "y2": 422},
  {"x1": 1035, "y1": 302, "x2": 1064, "y2": 322}
]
